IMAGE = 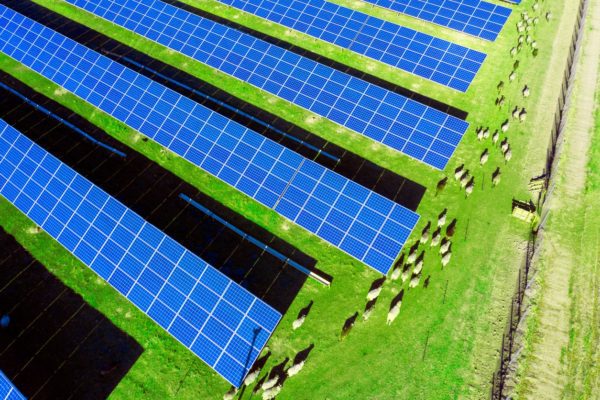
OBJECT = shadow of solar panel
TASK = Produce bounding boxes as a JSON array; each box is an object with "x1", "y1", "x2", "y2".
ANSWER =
[
  {"x1": 0, "y1": 371, "x2": 25, "y2": 400},
  {"x1": 213, "y1": 0, "x2": 485, "y2": 90},
  {"x1": 0, "y1": 120, "x2": 280, "y2": 388},
  {"x1": 60, "y1": 0, "x2": 469, "y2": 168},
  {"x1": 0, "y1": 5, "x2": 420, "y2": 274},
  {"x1": 360, "y1": 0, "x2": 512, "y2": 41}
]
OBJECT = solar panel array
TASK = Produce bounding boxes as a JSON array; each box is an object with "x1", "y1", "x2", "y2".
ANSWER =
[
  {"x1": 0, "y1": 371, "x2": 25, "y2": 400},
  {"x1": 0, "y1": 5, "x2": 419, "y2": 274},
  {"x1": 64, "y1": 0, "x2": 469, "y2": 169},
  {"x1": 0, "y1": 119, "x2": 281, "y2": 388},
  {"x1": 361, "y1": 0, "x2": 512, "y2": 41},
  {"x1": 213, "y1": 0, "x2": 486, "y2": 90}
]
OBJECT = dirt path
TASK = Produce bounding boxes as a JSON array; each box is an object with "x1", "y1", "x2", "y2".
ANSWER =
[{"x1": 516, "y1": 0, "x2": 600, "y2": 398}]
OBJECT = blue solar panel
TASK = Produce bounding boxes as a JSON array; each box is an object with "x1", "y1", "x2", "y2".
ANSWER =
[
  {"x1": 0, "y1": 371, "x2": 25, "y2": 400},
  {"x1": 213, "y1": 0, "x2": 485, "y2": 90},
  {"x1": 360, "y1": 0, "x2": 512, "y2": 41},
  {"x1": 0, "y1": 5, "x2": 419, "y2": 274},
  {"x1": 62, "y1": 0, "x2": 469, "y2": 167},
  {"x1": 0, "y1": 119, "x2": 281, "y2": 388}
]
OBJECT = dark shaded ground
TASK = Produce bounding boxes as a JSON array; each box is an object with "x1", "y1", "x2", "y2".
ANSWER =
[
  {"x1": 0, "y1": 72, "x2": 313, "y2": 314},
  {"x1": 1, "y1": 0, "x2": 426, "y2": 212},
  {"x1": 0, "y1": 227, "x2": 143, "y2": 400}
]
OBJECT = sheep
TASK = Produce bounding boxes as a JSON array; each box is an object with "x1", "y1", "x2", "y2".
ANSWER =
[
  {"x1": 531, "y1": 41, "x2": 538, "y2": 49},
  {"x1": 363, "y1": 299, "x2": 377, "y2": 321},
  {"x1": 292, "y1": 315, "x2": 306, "y2": 330},
  {"x1": 492, "y1": 130, "x2": 499, "y2": 145},
  {"x1": 431, "y1": 229, "x2": 442, "y2": 247},
  {"x1": 460, "y1": 172, "x2": 470, "y2": 188},
  {"x1": 244, "y1": 369, "x2": 261, "y2": 386},
  {"x1": 509, "y1": 71, "x2": 516, "y2": 82},
  {"x1": 446, "y1": 219, "x2": 457, "y2": 237},
  {"x1": 477, "y1": 127, "x2": 484, "y2": 141},
  {"x1": 526, "y1": 35, "x2": 533, "y2": 44},
  {"x1": 518, "y1": 35, "x2": 525, "y2": 44},
  {"x1": 367, "y1": 285, "x2": 383, "y2": 301},
  {"x1": 465, "y1": 180, "x2": 474, "y2": 197},
  {"x1": 401, "y1": 264, "x2": 411, "y2": 282},
  {"x1": 386, "y1": 293, "x2": 403, "y2": 325},
  {"x1": 519, "y1": 108, "x2": 527, "y2": 122},
  {"x1": 437, "y1": 210, "x2": 447, "y2": 228},
  {"x1": 510, "y1": 47, "x2": 517, "y2": 57},
  {"x1": 522, "y1": 85, "x2": 530, "y2": 97},
  {"x1": 262, "y1": 384, "x2": 282, "y2": 400},
  {"x1": 483, "y1": 128, "x2": 490, "y2": 139},
  {"x1": 409, "y1": 273, "x2": 421, "y2": 288},
  {"x1": 501, "y1": 120, "x2": 510, "y2": 133},
  {"x1": 454, "y1": 164, "x2": 465, "y2": 180},
  {"x1": 341, "y1": 312, "x2": 358, "y2": 340},
  {"x1": 504, "y1": 148, "x2": 513, "y2": 162},
  {"x1": 441, "y1": 251, "x2": 452, "y2": 267},
  {"x1": 497, "y1": 81, "x2": 504, "y2": 92},
  {"x1": 223, "y1": 387, "x2": 237, "y2": 400},
  {"x1": 261, "y1": 375, "x2": 279, "y2": 392},
  {"x1": 413, "y1": 257, "x2": 424, "y2": 275},
  {"x1": 496, "y1": 96, "x2": 505, "y2": 107},
  {"x1": 480, "y1": 149, "x2": 489, "y2": 166},
  {"x1": 546, "y1": 11, "x2": 553, "y2": 21},
  {"x1": 501, "y1": 139, "x2": 510, "y2": 153},
  {"x1": 440, "y1": 238, "x2": 451, "y2": 255},
  {"x1": 420, "y1": 224, "x2": 430, "y2": 244},
  {"x1": 517, "y1": 25, "x2": 525, "y2": 33},
  {"x1": 492, "y1": 168, "x2": 502, "y2": 187},
  {"x1": 287, "y1": 361, "x2": 305, "y2": 377},
  {"x1": 391, "y1": 264, "x2": 402, "y2": 281},
  {"x1": 532, "y1": 2, "x2": 539, "y2": 11},
  {"x1": 436, "y1": 177, "x2": 448, "y2": 194},
  {"x1": 533, "y1": 17, "x2": 539, "y2": 25},
  {"x1": 512, "y1": 106, "x2": 520, "y2": 119},
  {"x1": 407, "y1": 246, "x2": 418, "y2": 264}
]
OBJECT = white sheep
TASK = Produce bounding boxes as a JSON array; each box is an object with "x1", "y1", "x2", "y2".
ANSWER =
[
  {"x1": 512, "y1": 106, "x2": 520, "y2": 119},
  {"x1": 483, "y1": 128, "x2": 490, "y2": 139},
  {"x1": 509, "y1": 71, "x2": 516, "y2": 82},
  {"x1": 223, "y1": 387, "x2": 237, "y2": 400},
  {"x1": 366, "y1": 286, "x2": 383, "y2": 301},
  {"x1": 386, "y1": 301, "x2": 402, "y2": 325},
  {"x1": 407, "y1": 248, "x2": 418, "y2": 264},
  {"x1": 465, "y1": 181, "x2": 474, "y2": 197},
  {"x1": 519, "y1": 108, "x2": 527, "y2": 122},
  {"x1": 391, "y1": 265, "x2": 402, "y2": 281},
  {"x1": 510, "y1": 47, "x2": 517, "y2": 57},
  {"x1": 262, "y1": 384, "x2": 282, "y2": 400},
  {"x1": 460, "y1": 173, "x2": 469, "y2": 188},
  {"x1": 409, "y1": 273, "x2": 421, "y2": 288},
  {"x1": 492, "y1": 130, "x2": 499, "y2": 145},
  {"x1": 440, "y1": 239, "x2": 451, "y2": 254},
  {"x1": 292, "y1": 315, "x2": 306, "y2": 330},
  {"x1": 501, "y1": 140, "x2": 510, "y2": 153},
  {"x1": 401, "y1": 267, "x2": 411, "y2": 283},
  {"x1": 523, "y1": 85, "x2": 530, "y2": 97},
  {"x1": 454, "y1": 165, "x2": 465, "y2": 180},
  {"x1": 287, "y1": 361, "x2": 305, "y2": 377},
  {"x1": 504, "y1": 148, "x2": 513, "y2": 162},
  {"x1": 501, "y1": 120, "x2": 510, "y2": 132},
  {"x1": 441, "y1": 252, "x2": 452, "y2": 267},
  {"x1": 420, "y1": 228, "x2": 429, "y2": 244},
  {"x1": 413, "y1": 257, "x2": 424, "y2": 275},
  {"x1": 480, "y1": 149, "x2": 489, "y2": 165},
  {"x1": 431, "y1": 229, "x2": 441, "y2": 247},
  {"x1": 438, "y1": 212, "x2": 447, "y2": 228},
  {"x1": 261, "y1": 376, "x2": 279, "y2": 391},
  {"x1": 244, "y1": 369, "x2": 261, "y2": 386},
  {"x1": 492, "y1": 170, "x2": 502, "y2": 186}
]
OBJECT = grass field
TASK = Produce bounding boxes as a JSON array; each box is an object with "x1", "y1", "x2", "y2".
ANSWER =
[{"x1": 0, "y1": 0, "x2": 585, "y2": 398}]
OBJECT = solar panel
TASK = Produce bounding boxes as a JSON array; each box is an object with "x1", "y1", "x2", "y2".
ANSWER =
[
  {"x1": 0, "y1": 371, "x2": 25, "y2": 400},
  {"x1": 61, "y1": 0, "x2": 469, "y2": 168},
  {"x1": 0, "y1": 119, "x2": 281, "y2": 388},
  {"x1": 0, "y1": 5, "x2": 419, "y2": 275},
  {"x1": 210, "y1": 0, "x2": 486, "y2": 90},
  {"x1": 360, "y1": 0, "x2": 512, "y2": 41}
]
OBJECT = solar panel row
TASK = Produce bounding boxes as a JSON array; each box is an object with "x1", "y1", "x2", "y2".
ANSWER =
[
  {"x1": 0, "y1": 5, "x2": 419, "y2": 274},
  {"x1": 0, "y1": 119, "x2": 280, "y2": 388},
  {"x1": 64, "y1": 0, "x2": 469, "y2": 169},
  {"x1": 214, "y1": 0, "x2": 486, "y2": 91},
  {"x1": 360, "y1": 0, "x2": 512, "y2": 41},
  {"x1": 0, "y1": 371, "x2": 25, "y2": 400}
]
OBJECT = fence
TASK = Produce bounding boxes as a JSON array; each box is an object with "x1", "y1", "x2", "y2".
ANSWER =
[{"x1": 490, "y1": 0, "x2": 590, "y2": 397}]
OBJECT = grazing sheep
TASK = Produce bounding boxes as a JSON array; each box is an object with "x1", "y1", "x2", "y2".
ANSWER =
[
  {"x1": 420, "y1": 224, "x2": 430, "y2": 244},
  {"x1": 454, "y1": 164, "x2": 465, "y2": 180},
  {"x1": 440, "y1": 239, "x2": 451, "y2": 254},
  {"x1": 407, "y1": 246, "x2": 418, "y2": 264},
  {"x1": 510, "y1": 47, "x2": 517, "y2": 57},
  {"x1": 516, "y1": 20, "x2": 524, "y2": 29},
  {"x1": 223, "y1": 387, "x2": 237, "y2": 400},
  {"x1": 533, "y1": 17, "x2": 539, "y2": 25},
  {"x1": 413, "y1": 258, "x2": 424, "y2": 275},
  {"x1": 287, "y1": 361, "x2": 305, "y2": 377},
  {"x1": 501, "y1": 120, "x2": 510, "y2": 132},
  {"x1": 386, "y1": 293, "x2": 403, "y2": 325},
  {"x1": 509, "y1": 71, "x2": 516, "y2": 82},
  {"x1": 391, "y1": 265, "x2": 402, "y2": 281},
  {"x1": 261, "y1": 376, "x2": 279, "y2": 391},
  {"x1": 292, "y1": 315, "x2": 306, "y2": 330},
  {"x1": 409, "y1": 273, "x2": 421, "y2": 288},
  {"x1": 497, "y1": 81, "x2": 504, "y2": 91},
  {"x1": 446, "y1": 219, "x2": 457, "y2": 237},
  {"x1": 522, "y1": 85, "x2": 530, "y2": 97},
  {"x1": 438, "y1": 210, "x2": 447, "y2": 228},
  {"x1": 477, "y1": 128, "x2": 484, "y2": 141},
  {"x1": 531, "y1": 41, "x2": 538, "y2": 49},
  {"x1": 483, "y1": 128, "x2": 490, "y2": 139},
  {"x1": 431, "y1": 229, "x2": 442, "y2": 247},
  {"x1": 532, "y1": 2, "x2": 539, "y2": 11},
  {"x1": 367, "y1": 286, "x2": 383, "y2": 301},
  {"x1": 512, "y1": 106, "x2": 520, "y2": 119},
  {"x1": 262, "y1": 384, "x2": 282, "y2": 400},
  {"x1": 504, "y1": 148, "x2": 513, "y2": 162},
  {"x1": 465, "y1": 180, "x2": 474, "y2": 197},
  {"x1": 480, "y1": 149, "x2": 489, "y2": 166},
  {"x1": 546, "y1": 11, "x2": 553, "y2": 21},
  {"x1": 401, "y1": 264, "x2": 411, "y2": 282},
  {"x1": 244, "y1": 369, "x2": 261, "y2": 386},
  {"x1": 363, "y1": 299, "x2": 377, "y2": 321},
  {"x1": 526, "y1": 35, "x2": 533, "y2": 44},
  {"x1": 460, "y1": 172, "x2": 470, "y2": 188},
  {"x1": 496, "y1": 96, "x2": 505, "y2": 107},
  {"x1": 501, "y1": 139, "x2": 510, "y2": 153},
  {"x1": 517, "y1": 43, "x2": 524, "y2": 52},
  {"x1": 518, "y1": 35, "x2": 525, "y2": 44},
  {"x1": 441, "y1": 252, "x2": 452, "y2": 267},
  {"x1": 492, "y1": 130, "x2": 499, "y2": 145},
  {"x1": 519, "y1": 108, "x2": 527, "y2": 122},
  {"x1": 492, "y1": 168, "x2": 502, "y2": 187}
]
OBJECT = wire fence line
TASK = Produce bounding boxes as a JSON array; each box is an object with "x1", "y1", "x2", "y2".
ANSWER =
[{"x1": 490, "y1": 0, "x2": 590, "y2": 397}]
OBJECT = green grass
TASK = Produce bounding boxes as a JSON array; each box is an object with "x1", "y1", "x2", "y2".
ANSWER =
[{"x1": 0, "y1": 0, "x2": 582, "y2": 398}]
